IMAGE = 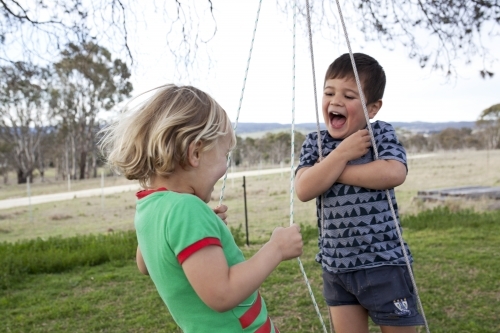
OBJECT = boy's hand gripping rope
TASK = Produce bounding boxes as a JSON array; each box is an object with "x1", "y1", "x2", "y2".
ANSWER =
[
  {"x1": 217, "y1": 1, "x2": 329, "y2": 331},
  {"x1": 333, "y1": 0, "x2": 430, "y2": 331}
]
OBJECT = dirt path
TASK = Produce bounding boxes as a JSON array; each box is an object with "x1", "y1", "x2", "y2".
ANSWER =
[
  {"x1": 0, "y1": 154, "x2": 437, "y2": 210},
  {"x1": 0, "y1": 167, "x2": 291, "y2": 210}
]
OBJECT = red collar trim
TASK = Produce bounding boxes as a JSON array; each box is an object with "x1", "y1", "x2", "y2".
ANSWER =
[{"x1": 136, "y1": 187, "x2": 167, "y2": 199}]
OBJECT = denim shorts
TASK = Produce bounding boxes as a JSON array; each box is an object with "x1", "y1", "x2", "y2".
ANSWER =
[{"x1": 322, "y1": 265, "x2": 425, "y2": 326}]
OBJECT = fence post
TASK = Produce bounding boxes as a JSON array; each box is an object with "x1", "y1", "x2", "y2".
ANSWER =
[
  {"x1": 242, "y1": 176, "x2": 249, "y2": 246},
  {"x1": 27, "y1": 176, "x2": 33, "y2": 223},
  {"x1": 231, "y1": 164, "x2": 234, "y2": 187},
  {"x1": 101, "y1": 170, "x2": 104, "y2": 210}
]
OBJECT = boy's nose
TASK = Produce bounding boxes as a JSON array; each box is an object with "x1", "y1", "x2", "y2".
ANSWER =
[{"x1": 331, "y1": 96, "x2": 342, "y2": 106}]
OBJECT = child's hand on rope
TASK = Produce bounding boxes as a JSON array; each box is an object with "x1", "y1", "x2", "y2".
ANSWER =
[
  {"x1": 270, "y1": 224, "x2": 303, "y2": 261},
  {"x1": 213, "y1": 204, "x2": 229, "y2": 225},
  {"x1": 336, "y1": 129, "x2": 372, "y2": 161}
]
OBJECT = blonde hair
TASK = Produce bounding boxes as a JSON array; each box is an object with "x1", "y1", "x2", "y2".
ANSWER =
[{"x1": 100, "y1": 84, "x2": 236, "y2": 188}]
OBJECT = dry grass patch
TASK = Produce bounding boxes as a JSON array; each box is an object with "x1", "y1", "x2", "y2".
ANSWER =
[{"x1": 0, "y1": 150, "x2": 499, "y2": 244}]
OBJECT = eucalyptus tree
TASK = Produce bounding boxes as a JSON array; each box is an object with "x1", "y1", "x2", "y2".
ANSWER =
[
  {"x1": 0, "y1": 62, "x2": 50, "y2": 184},
  {"x1": 476, "y1": 103, "x2": 500, "y2": 150},
  {"x1": 51, "y1": 42, "x2": 132, "y2": 180}
]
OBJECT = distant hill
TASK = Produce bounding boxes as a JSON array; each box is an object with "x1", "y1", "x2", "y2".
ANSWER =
[
  {"x1": 234, "y1": 121, "x2": 476, "y2": 138},
  {"x1": 390, "y1": 121, "x2": 476, "y2": 133}
]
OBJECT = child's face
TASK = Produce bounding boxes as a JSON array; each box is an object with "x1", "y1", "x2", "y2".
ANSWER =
[
  {"x1": 196, "y1": 134, "x2": 232, "y2": 203},
  {"x1": 322, "y1": 77, "x2": 379, "y2": 139}
]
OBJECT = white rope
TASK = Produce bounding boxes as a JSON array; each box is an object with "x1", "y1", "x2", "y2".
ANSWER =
[
  {"x1": 332, "y1": 1, "x2": 430, "y2": 332},
  {"x1": 291, "y1": 1, "x2": 329, "y2": 332},
  {"x1": 219, "y1": 0, "x2": 263, "y2": 205},
  {"x1": 304, "y1": 0, "x2": 326, "y2": 245}
]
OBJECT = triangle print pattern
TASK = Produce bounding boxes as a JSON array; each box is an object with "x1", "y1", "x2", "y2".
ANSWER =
[{"x1": 297, "y1": 121, "x2": 412, "y2": 273}]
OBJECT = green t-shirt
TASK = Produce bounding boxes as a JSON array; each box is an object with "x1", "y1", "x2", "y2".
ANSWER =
[{"x1": 135, "y1": 190, "x2": 279, "y2": 333}]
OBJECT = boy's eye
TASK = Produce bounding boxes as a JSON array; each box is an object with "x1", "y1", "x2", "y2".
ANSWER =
[
  {"x1": 324, "y1": 92, "x2": 333, "y2": 96},
  {"x1": 345, "y1": 95, "x2": 354, "y2": 99}
]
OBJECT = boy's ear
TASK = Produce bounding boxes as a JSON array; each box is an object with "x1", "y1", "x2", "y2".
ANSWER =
[
  {"x1": 368, "y1": 99, "x2": 383, "y2": 119},
  {"x1": 187, "y1": 141, "x2": 203, "y2": 167}
]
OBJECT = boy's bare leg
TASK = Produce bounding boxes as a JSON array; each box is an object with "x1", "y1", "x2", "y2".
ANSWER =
[
  {"x1": 329, "y1": 305, "x2": 369, "y2": 333},
  {"x1": 380, "y1": 326, "x2": 417, "y2": 333}
]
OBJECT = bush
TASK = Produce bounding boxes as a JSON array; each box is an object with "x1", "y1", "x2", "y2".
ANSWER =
[
  {"x1": 230, "y1": 224, "x2": 246, "y2": 246},
  {"x1": 299, "y1": 223, "x2": 319, "y2": 244}
]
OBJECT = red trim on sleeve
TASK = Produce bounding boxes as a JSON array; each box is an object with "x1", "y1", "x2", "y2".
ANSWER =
[
  {"x1": 254, "y1": 316, "x2": 272, "y2": 333},
  {"x1": 239, "y1": 292, "x2": 262, "y2": 329},
  {"x1": 136, "y1": 187, "x2": 167, "y2": 199},
  {"x1": 177, "y1": 237, "x2": 222, "y2": 264}
]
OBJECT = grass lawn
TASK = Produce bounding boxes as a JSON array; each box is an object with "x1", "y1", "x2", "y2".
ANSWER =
[
  {"x1": 2, "y1": 208, "x2": 500, "y2": 332},
  {"x1": 1, "y1": 150, "x2": 500, "y2": 332}
]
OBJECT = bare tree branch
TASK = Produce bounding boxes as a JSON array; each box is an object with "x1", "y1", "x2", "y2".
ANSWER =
[{"x1": 1, "y1": 0, "x2": 498, "y2": 77}]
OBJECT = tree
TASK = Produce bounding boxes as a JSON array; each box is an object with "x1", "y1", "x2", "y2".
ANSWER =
[
  {"x1": 434, "y1": 127, "x2": 475, "y2": 150},
  {"x1": 235, "y1": 131, "x2": 305, "y2": 167},
  {"x1": 50, "y1": 42, "x2": 133, "y2": 179},
  {"x1": 0, "y1": 0, "x2": 130, "y2": 62},
  {"x1": 0, "y1": 62, "x2": 50, "y2": 184},
  {"x1": 1, "y1": 1, "x2": 498, "y2": 76},
  {"x1": 281, "y1": 0, "x2": 500, "y2": 77},
  {"x1": 0, "y1": 0, "x2": 216, "y2": 73},
  {"x1": 399, "y1": 132, "x2": 430, "y2": 153},
  {"x1": 476, "y1": 103, "x2": 500, "y2": 149},
  {"x1": 0, "y1": 138, "x2": 13, "y2": 184}
]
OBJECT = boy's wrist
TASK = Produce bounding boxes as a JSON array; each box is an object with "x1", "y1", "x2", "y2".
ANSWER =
[{"x1": 326, "y1": 148, "x2": 350, "y2": 166}]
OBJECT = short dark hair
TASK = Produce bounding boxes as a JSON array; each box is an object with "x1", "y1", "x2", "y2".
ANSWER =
[{"x1": 324, "y1": 53, "x2": 386, "y2": 104}]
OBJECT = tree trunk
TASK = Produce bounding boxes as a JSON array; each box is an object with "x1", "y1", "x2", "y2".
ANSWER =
[
  {"x1": 54, "y1": 157, "x2": 60, "y2": 181},
  {"x1": 79, "y1": 150, "x2": 86, "y2": 180},
  {"x1": 92, "y1": 151, "x2": 97, "y2": 178},
  {"x1": 16, "y1": 168, "x2": 32, "y2": 184},
  {"x1": 70, "y1": 135, "x2": 76, "y2": 180}
]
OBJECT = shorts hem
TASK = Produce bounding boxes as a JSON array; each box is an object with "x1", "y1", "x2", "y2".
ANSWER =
[
  {"x1": 325, "y1": 300, "x2": 360, "y2": 307},
  {"x1": 371, "y1": 316, "x2": 426, "y2": 327}
]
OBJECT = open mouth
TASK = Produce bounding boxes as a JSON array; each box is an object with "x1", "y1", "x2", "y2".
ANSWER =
[{"x1": 329, "y1": 112, "x2": 346, "y2": 129}]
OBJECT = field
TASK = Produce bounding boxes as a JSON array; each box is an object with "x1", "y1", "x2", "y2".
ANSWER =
[
  {"x1": 1, "y1": 150, "x2": 500, "y2": 332},
  {"x1": 1, "y1": 150, "x2": 499, "y2": 243}
]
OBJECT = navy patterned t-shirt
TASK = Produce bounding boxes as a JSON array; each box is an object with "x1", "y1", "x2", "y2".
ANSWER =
[{"x1": 296, "y1": 121, "x2": 413, "y2": 274}]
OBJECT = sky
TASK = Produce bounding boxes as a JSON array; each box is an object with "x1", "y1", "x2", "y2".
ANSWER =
[{"x1": 126, "y1": 0, "x2": 500, "y2": 125}]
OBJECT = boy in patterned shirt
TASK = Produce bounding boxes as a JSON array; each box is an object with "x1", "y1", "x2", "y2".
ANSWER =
[{"x1": 295, "y1": 53, "x2": 425, "y2": 333}]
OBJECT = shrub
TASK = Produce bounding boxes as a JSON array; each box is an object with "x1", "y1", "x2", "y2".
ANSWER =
[{"x1": 230, "y1": 224, "x2": 246, "y2": 246}]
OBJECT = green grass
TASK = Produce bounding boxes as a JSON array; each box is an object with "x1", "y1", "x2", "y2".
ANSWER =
[
  {"x1": 0, "y1": 231, "x2": 137, "y2": 289},
  {"x1": 1, "y1": 151, "x2": 500, "y2": 332},
  {"x1": 1, "y1": 209, "x2": 500, "y2": 332}
]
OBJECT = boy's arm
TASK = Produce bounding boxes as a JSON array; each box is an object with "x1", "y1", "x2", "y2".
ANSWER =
[
  {"x1": 337, "y1": 159, "x2": 407, "y2": 190},
  {"x1": 295, "y1": 129, "x2": 371, "y2": 202},
  {"x1": 295, "y1": 150, "x2": 349, "y2": 202},
  {"x1": 337, "y1": 122, "x2": 407, "y2": 189},
  {"x1": 181, "y1": 224, "x2": 303, "y2": 312}
]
